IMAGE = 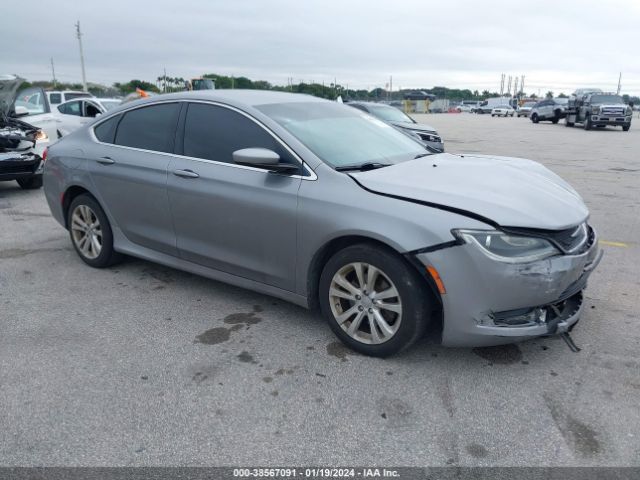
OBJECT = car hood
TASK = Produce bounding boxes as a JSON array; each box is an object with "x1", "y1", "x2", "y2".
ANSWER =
[
  {"x1": 389, "y1": 120, "x2": 438, "y2": 134},
  {"x1": 350, "y1": 153, "x2": 589, "y2": 230},
  {"x1": 0, "y1": 75, "x2": 22, "y2": 117}
]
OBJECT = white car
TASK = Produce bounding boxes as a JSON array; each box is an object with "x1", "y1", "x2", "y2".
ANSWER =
[
  {"x1": 46, "y1": 90, "x2": 93, "y2": 107},
  {"x1": 491, "y1": 106, "x2": 515, "y2": 117},
  {"x1": 52, "y1": 98, "x2": 122, "y2": 136}
]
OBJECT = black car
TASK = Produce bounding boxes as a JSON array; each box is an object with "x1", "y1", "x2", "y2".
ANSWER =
[{"x1": 347, "y1": 101, "x2": 444, "y2": 151}]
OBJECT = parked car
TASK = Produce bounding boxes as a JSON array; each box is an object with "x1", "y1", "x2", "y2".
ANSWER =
[
  {"x1": 565, "y1": 92, "x2": 632, "y2": 131},
  {"x1": 347, "y1": 101, "x2": 444, "y2": 151},
  {"x1": 44, "y1": 90, "x2": 601, "y2": 356},
  {"x1": 530, "y1": 98, "x2": 568, "y2": 123},
  {"x1": 516, "y1": 102, "x2": 536, "y2": 117},
  {"x1": 46, "y1": 90, "x2": 93, "y2": 107},
  {"x1": 52, "y1": 98, "x2": 122, "y2": 136},
  {"x1": 0, "y1": 75, "x2": 53, "y2": 189},
  {"x1": 491, "y1": 106, "x2": 514, "y2": 117}
]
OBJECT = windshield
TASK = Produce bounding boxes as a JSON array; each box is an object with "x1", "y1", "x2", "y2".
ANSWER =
[
  {"x1": 366, "y1": 104, "x2": 414, "y2": 123},
  {"x1": 590, "y1": 94, "x2": 623, "y2": 104},
  {"x1": 257, "y1": 102, "x2": 425, "y2": 168}
]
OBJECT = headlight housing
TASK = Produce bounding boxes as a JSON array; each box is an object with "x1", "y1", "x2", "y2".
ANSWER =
[
  {"x1": 34, "y1": 130, "x2": 49, "y2": 141},
  {"x1": 453, "y1": 229, "x2": 560, "y2": 263},
  {"x1": 591, "y1": 106, "x2": 600, "y2": 115}
]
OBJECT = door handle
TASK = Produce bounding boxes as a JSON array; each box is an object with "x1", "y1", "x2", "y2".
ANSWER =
[
  {"x1": 173, "y1": 169, "x2": 199, "y2": 178},
  {"x1": 97, "y1": 156, "x2": 115, "y2": 165}
]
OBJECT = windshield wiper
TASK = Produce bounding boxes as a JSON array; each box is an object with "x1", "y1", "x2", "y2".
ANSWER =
[{"x1": 335, "y1": 162, "x2": 392, "y2": 172}]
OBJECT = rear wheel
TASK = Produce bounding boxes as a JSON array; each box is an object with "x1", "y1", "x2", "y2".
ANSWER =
[
  {"x1": 17, "y1": 176, "x2": 43, "y2": 190},
  {"x1": 319, "y1": 244, "x2": 432, "y2": 357},
  {"x1": 68, "y1": 194, "x2": 122, "y2": 268},
  {"x1": 531, "y1": 113, "x2": 539, "y2": 123}
]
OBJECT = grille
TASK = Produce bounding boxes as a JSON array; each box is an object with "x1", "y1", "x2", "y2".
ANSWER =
[
  {"x1": 545, "y1": 223, "x2": 589, "y2": 253},
  {"x1": 504, "y1": 223, "x2": 592, "y2": 254},
  {"x1": 601, "y1": 107, "x2": 625, "y2": 116}
]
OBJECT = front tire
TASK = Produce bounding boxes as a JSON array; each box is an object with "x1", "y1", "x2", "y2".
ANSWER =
[
  {"x1": 623, "y1": 125, "x2": 630, "y2": 131},
  {"x1": 67, "y1": 194, "x2": 122, "y2": 268},
  {"x1": 531, "y1": 113, "x2": 539, "y2": 123},
  {"x1": 584, "y1": 116, "x2": 592, "y2": 130},
  {"x1": 17, "y1": 176, "x2": 43, "y2": 190},
  {"x1": 319, "y1": 244, "x2": 432, "y2": 357}
]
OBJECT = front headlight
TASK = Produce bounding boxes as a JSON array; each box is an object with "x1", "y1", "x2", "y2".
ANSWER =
[
  {"x1": 34, "y1": 130, "x2": 49, "y2": 141},
  {"x1": 419, "y1": 133, "x2": 441, "y2": 143},
  {"x1": 591, "y1": 106, "x2": 600, "y2": 115},
  {"x1": 452, "y1": 229, "x2": 560, "y2": 263}
]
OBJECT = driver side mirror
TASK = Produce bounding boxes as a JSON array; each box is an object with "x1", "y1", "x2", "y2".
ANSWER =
[{"x1": 232, "y1": 148, "x2": 299, "y2": 173}]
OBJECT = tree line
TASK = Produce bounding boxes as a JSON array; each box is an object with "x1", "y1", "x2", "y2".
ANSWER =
[{"x1": 16, "y1": 76, "x2": 640, "y2": 105}]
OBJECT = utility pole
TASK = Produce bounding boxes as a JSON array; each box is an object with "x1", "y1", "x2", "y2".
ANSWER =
[
  {"x1": 163, "y1": 67, "x2": 167, "y2": 93},
  {"x1": 617, "y1": 72, "x2": 622, "y2": 94},
  {"x1": 390, "y1": 75, "x2": 393, "y2": 99},
  {"x1": 520, "y1": 75, "x2": 525, "y2": 97},
  {"x1": 507, "y1": 75, "x2": 512, "y2": 97},
  {"x1": 50, "y1": 57, "x2": 57, "y2": 87},
  {"x1": 75, "y1": 21, "x2": 88, "y2": 92},
  {"x1": 500, "y1": 73, "x2": 505, "y2": 96}
]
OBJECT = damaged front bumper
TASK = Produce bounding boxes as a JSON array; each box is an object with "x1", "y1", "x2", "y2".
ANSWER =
[
  {"x1": 417, "y1": 227, "x2": 602, "y2": 347},
  {"x1": 0, "y1": 152, "x2": 43, "y2": 181}
]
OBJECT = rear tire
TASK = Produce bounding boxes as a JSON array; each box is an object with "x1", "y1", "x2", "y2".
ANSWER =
[
  {"x1": 531, "y1": 113, "x2": 539, "y2": 123},
  {"x1": 17, "y1": 176, "x2": 43, "y2": 190},
  {"x1": 319, "y1": 243, "x2": 433, "y2": 357},
  {"x1": 67, "y1": 194, "x2": 122, "y2": 268}
]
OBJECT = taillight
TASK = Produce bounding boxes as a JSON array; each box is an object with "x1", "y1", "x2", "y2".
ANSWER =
[{"x1": 42, "y1": 147, "x2": 48, "y2": 162}]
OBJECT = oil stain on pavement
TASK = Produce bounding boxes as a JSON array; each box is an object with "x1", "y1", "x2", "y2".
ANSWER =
[{"x1": 194, "y1": 305, "x2": 264, "y2": 345}]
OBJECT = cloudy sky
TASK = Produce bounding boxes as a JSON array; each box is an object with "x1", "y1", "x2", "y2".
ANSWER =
[{"x1": 3, "y1": 0, "x2": 640, "y2": 95}]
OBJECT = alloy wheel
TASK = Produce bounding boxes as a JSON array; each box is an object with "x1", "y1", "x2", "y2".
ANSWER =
[
  {"x1": 71, "y1": 204, "x2": 102, "y2": 260},
  {"x1": 328, "y1": 262, "x2": 402, "y2": 344}
]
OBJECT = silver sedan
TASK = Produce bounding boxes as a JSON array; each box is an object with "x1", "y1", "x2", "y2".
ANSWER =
[{"x1": 43, "y1": 90, "x2": 601, "y2": 356}]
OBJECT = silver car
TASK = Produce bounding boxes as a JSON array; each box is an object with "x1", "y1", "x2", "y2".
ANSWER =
[{"x1": 43, "y1": 91, "x2": 602, "y2": 357}]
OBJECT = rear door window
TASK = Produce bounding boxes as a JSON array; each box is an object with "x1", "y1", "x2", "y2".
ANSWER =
[
  {"x1": 114, "y1": 103, "x2": 180, "y2": 153},
  {"x1": 49, "y1": 93, "x2": 62, "y2": 104},
  {"x1": 58, "y1": 101, "x2": 82, "y2": 116}
]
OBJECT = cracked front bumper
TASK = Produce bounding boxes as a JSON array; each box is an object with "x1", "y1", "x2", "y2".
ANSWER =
[{"x1": 417, "y1": 229, "x2": 602, "y2": 347}]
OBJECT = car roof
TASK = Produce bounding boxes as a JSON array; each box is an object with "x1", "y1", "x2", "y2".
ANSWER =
[
  {"x1": 347, "y1": 101, "x2": 392, "y2": 108},
  {"x1": 126, "y1": 90, "x2": 328, "y2": 109}
]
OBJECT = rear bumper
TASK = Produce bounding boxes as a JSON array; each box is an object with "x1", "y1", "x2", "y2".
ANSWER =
[{"x1": 416, "y1": 228, "x2": 602, "y2": 347}]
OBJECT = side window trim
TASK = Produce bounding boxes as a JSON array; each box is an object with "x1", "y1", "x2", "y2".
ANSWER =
[{"x1": 90, "y1": 100, "x2": 317, "y2": 180}]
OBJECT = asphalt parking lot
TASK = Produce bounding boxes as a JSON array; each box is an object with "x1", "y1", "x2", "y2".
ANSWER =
[{"x1": 1, "y1": 113, "x2": 638, "y2": 467}]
